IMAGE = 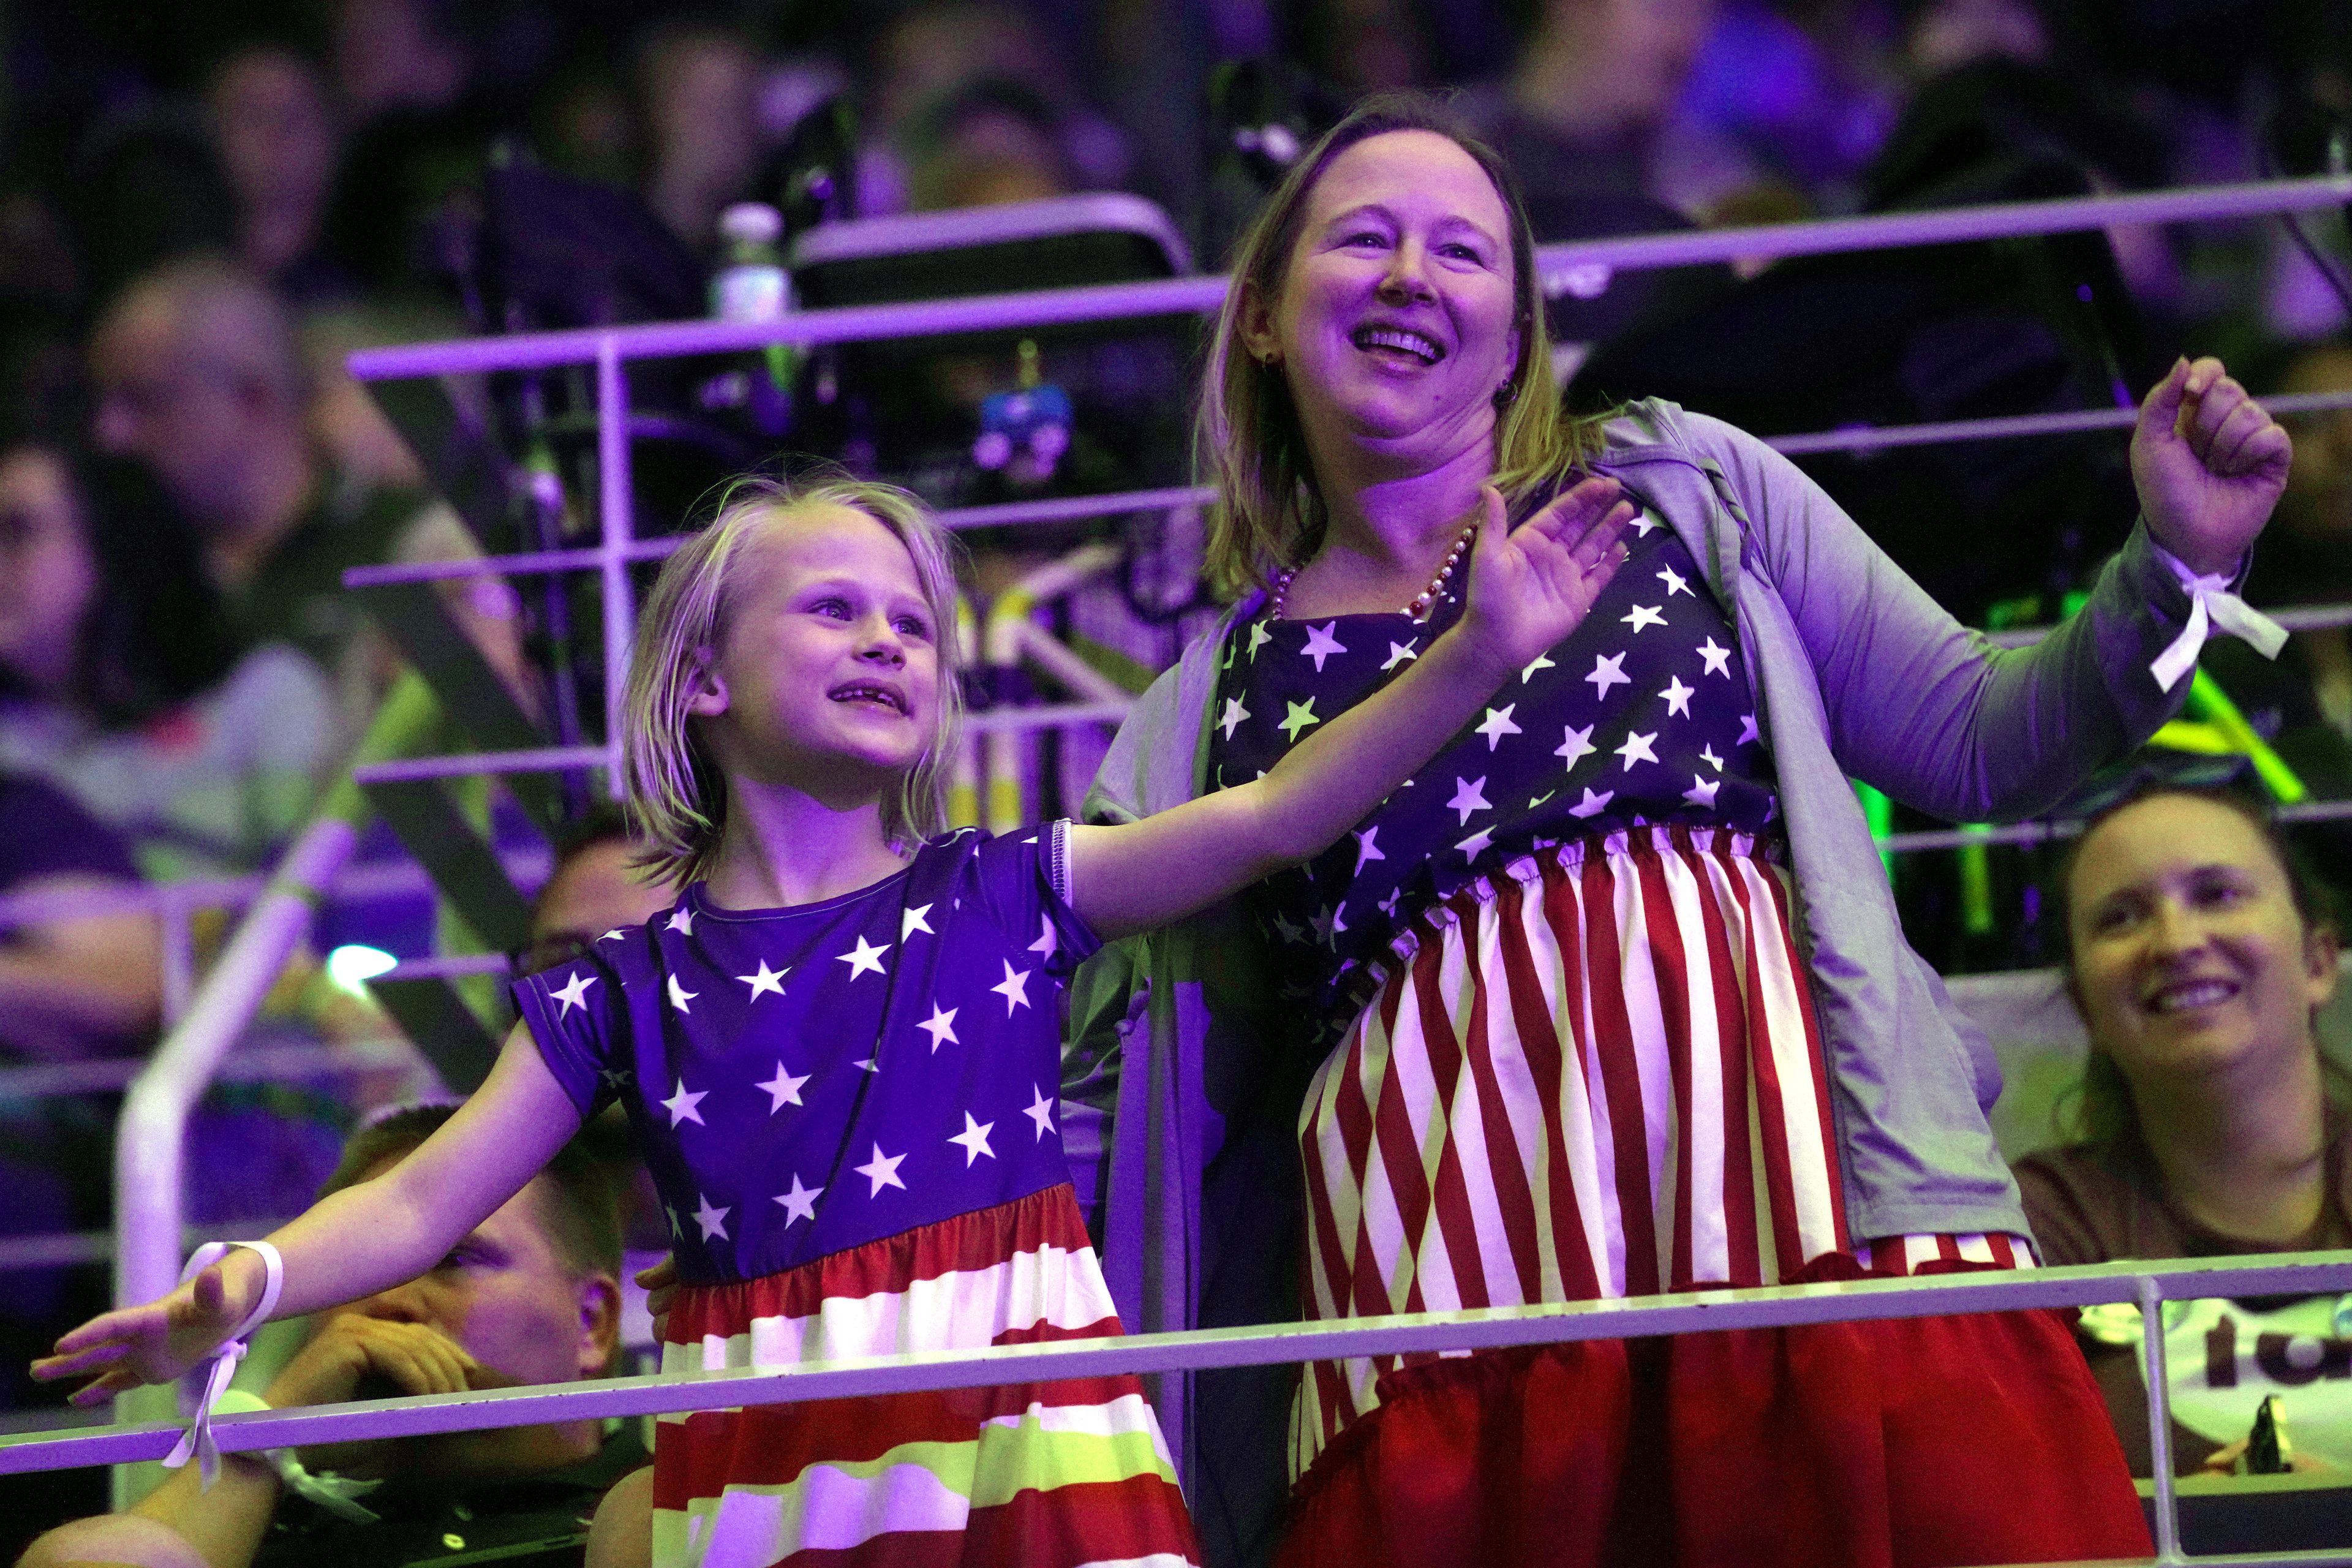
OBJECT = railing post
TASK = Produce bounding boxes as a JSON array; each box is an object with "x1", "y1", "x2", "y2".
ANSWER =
[
  {"x1": 2139, "y1": 1274, "x2": 2182, "y2": 1563},
  {"x1": 597, "y1": 334, "x2": 636, "y2": 801}
]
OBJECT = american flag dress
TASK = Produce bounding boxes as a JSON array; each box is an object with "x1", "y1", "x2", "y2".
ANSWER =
[
  {"x1": 1210, "y1": 506, "x2": 2147, "y2": 1567},
  {"x1": 514, "y1": 827, "x2": 1199, "y2": 1568}
]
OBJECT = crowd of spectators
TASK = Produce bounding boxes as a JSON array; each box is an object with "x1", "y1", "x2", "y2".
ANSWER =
[{"x1": 1, "y1": 0, "x2": 2351, "y2": 1540}]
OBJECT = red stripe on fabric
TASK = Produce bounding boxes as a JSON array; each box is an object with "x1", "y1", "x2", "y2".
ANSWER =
[
  {"x1": 1716, "y1": 846, "x2": 1807, "y2": 1280},
  {"x1": 1753, "y1": 858, "x2": 1852, "y2": 1248},
  {"x1": 1494, "y1": 875, "x2": 1600, "y2": 1301},
  {"x1": 1938, "y1": 1234, "x2": 1962, "y2": 1265},
  {"x1": 1298, "y1": 1065, "x2": 1355, "y2": 1321},
  {"x1": 1406, "y1": 911, "x2": 1492, "y2": 1311},
  {"x1": 650, "y1": 1376, "x2": 1160, "y2": 1506},
  {"x1": 1330, "y1": 1002, "x2": 1390, "y2": 1327},
  {"x1": 772, "y1": 1474, "x2": 1199, "y2": 1568},
  {"x1": 1632, "y1": 842, "x2": 1699, "y2": 1292},
  {"x1": 666, "y1": 1186, "x2": 1095, "y2": 1344},
  {"x1": 1989, "y1": 1233, "x2": 2017, "y2": 1269},
  {"x1": 989, "y1": 1317, "x2": 1123, "y2": 1346},
  {"x1": 1538, "y1": 853, "x2": 1608, "y2": 1299},
  {"x1": 1676, "y1": 832, "x2": 1761, "y2": 1287},
  {"x1": 1458, "y1": 881, "x2": 1545, "y2": 1305},
  {"x1": 1578, "y1": 848, "x2": 1660, "y2": 1296}
]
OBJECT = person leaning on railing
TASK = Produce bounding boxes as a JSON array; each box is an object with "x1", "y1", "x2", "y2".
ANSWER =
[
  {"x1": 2018, "y1": 783, "x2": 2352, "y2": 1478},
  {"x1": 17, "y1": 1104, "x2": 633, "y2": 1568},
  {"x1": 1065, "y1": 89, "x2": 2298, "y2": 1568}
]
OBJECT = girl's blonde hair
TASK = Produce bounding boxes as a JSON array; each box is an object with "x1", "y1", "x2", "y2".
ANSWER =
[
  {"x1": 1199, "y1": 91, "x2": 1616, "y2": 597},
  {"x1": 622, "y1": 477, "x2": 964, "y2": 883}
]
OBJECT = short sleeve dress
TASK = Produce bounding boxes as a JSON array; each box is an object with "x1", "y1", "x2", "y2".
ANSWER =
[
  {"x1": 513, "y1": 825, "x2": 1199, "y2": 1568},
  {"x1": 1209, "y1": 504, "x2": 2144, "y2": 1567}
]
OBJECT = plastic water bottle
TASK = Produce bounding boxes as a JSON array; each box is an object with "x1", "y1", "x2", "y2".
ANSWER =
[{"x1": 703, "y1": 202, "x2": 793, "y2": 435}]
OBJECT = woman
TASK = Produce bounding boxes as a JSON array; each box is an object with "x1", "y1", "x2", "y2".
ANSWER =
[
  {"x1": 2019, "y1": 785, "x2": 2352, "y2": 1476},
  {"x1": 1072, "y1": 94, "x2": 2293, "y2": 1567}
]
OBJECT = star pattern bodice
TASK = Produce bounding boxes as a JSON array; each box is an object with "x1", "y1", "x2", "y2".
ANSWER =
[
  {"x1": 513, "y1": 827, "x2": 1093, "y2": 1286},
  {"x1": 1212, "y1": 510, "x2": 1777, "y2": 1043}
]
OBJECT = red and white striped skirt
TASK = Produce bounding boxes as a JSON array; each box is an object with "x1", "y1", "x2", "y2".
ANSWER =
[
  {"x1": 655, "y1": 1186, "x2": 1199, "y2": 1568},
  {"x1": 1281, "y1": 826, "x2": 2145, "y2": 1567}
]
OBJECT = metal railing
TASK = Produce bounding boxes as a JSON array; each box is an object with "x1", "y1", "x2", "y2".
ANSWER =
[{"x1": 4, "y1": 1251, "x2": 2349, "y2": 1566}]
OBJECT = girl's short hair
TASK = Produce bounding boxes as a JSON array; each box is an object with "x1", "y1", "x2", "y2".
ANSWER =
[
  {"x1": 622, "y1": 477, "x2": 964, "y2": 883},
  {"x1": 1197, "y1": 91, "x2": 1616, "y2": 598},
  {"x1": 2052, "y1": 782, "x2": 2346, "y2": 1155}
]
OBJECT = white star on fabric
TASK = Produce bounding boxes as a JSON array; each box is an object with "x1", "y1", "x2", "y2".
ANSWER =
[
  {"x1": 1520, "y1": 650, "x2": 1557, "y2": 683},
  {"x1": 1246, "y1": 619, "x2": 1273, "y2": 658},
  {"x1": 854, "y1": 1054, "x2": 879, "y2": 1073},
  {"x1": 1354, "y1": 827, "x2": 1385, "y2": 875},
  {"x1": 1476, "y1": 703, "x2": 1522, "y2": 751},
  {"x1": 666, "y1": 1207, "x2": 682, "y2": 1240},
  {"x1": 949, "y1": 1113, "x2": 997, "y2": 1166},
  {"x1": 1378, "y1": 888, "x2": 1403, "y2": 918},
  {"x1": 1458, "y1": 826, "x2": 1494, "y2": 859},
  {"x1": 1300, "y1": 621, "x2": 1347, "y2": 671},
  {"x1": 756, "y1": 1061, "x2": 808, "y2": 1112},
  {"x1": 1529, "y1": 790, "x2": 1556, "y2": 809},
  {"x1": 901, "y1": 904, "x2": 935, "y2": 939},
  {"x1": 1683, "y1": 774, "x2": 1722, "y2": 809},
  {"x1": 854, "y1": 1144, "x2": 907, "y2": 1197},
  {"x1": 837, "y1": 935, "x2": 889, "y2": 980},
  {"x1": 1701, "y1": 744, "x2": 1724, "y2": 772},
  {"x1": 1615, "y1": 732, "x2": 1659, "y2": 770},
  {"x1": 1658, "y1": 565, "x2": 1692, "y2": 597},
  {"x1": 1028, "y1": 915, "x2": 1057, "y2": 957},
  {"x1": 1381, "y1": 639, "x2": 1419, "y2": 672},
  {"x1": 1585, "y1": 652, "x2": 1630, "y2": 699},
  {"x1": 551, "y1": 970, "x2": 596, "y2": 1016},
  {"x1": 1280, "y1": 698, "x2": 1321, "y2": 742},
  {"x1": 666, "y1": 975, "x2": 697, "y2": 1014},
  {"x1": 1738, "y1": 712, "x2": 1760, "y2": 747},
  {"x1": 1698, "y1": 638, "x2": 1732, "y2": 677},
  {"x1": 692, "y1": 1194, "x2": 729, "y2": 1243},
  {"x1": 598, "y1": 929, "x2": 625, "y2": 943},
  {"x1": 1622, "y1": 604, "x2": 1665, "y2": 633},
  {"x1": 919, "y1": 1003, "x2": 959, "y2": 1052},
  {"x1": 1556, "y1": 723, "x2": 1597, "y2": 770},
  {"x1": 597, "y1": 1065, "x2": 634, "y2": 1090},
  {"x1": 773, "y1": 1175, "x2": 820, "y2": 1226},
  {"x1": 1218, "y1": 696, "x2": 1251, "y2": 741},
  {"x1": 991, "y1": 960, "x2": 1033, "y2": 1014},
  {"x1": 737, "y1": 961, "x2": 788, "y2": 1000},
  {"x1": 1308, "y1": 905, "x2": 1336, "y2": 946},
  {"x1": 1569, "y1": 786, "x2": 1617, "y2": 819},
  {"x1": 1447, "y1": 775, "x2": 1491, "y2": 824},
  {"x1": 1272, "y1": 912, "x2": 1306, "y2": 944},
  {"x1": 666, "y1": 907, "x2": 695, "y2": 937},
  {"x1": 662, "y1": 1078, "x2": 707, "y2": 1128},
  {"x1": 1632, "y1": 510, "x2": 1661, "y2": 536},
  {"x1": 1025, "y1": 1084, "x2": 1057, "y2": 1140},
  {"x1": 1661, "y1": 676, "x2": 1695, "y2": 718}
]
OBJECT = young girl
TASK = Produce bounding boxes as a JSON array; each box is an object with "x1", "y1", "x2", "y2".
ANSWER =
[{"x1": 37, "y1": 474, "x2": 1632, "y2": 1567}]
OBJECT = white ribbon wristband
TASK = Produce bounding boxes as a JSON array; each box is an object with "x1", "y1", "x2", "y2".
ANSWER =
[
  {"x1": 2148, "y1": 542, "x2": 2288, "y2": 693},
  {"x1": 162, "y1": 1240, "x2": 285, "y2": 1489},
  {"x1": 198, "y1": 1390, "x2": 383, "y2": 1524}
]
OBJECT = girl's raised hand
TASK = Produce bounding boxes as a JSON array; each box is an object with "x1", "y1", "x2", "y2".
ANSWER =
[
  {"x1": 2132, "y1": 355, "x2": 2294, "y2": 576},
  {"x1": 1457, "y1": 478, "x2": 1635, "y2": 677},
  {"x1": 31, "y1": 1256, "x2": 257, "y2": 1406}
]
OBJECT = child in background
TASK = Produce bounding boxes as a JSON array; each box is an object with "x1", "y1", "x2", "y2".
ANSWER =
[{"x1": 37, "y1": 473, "x2": 1630, "y2": 1567}]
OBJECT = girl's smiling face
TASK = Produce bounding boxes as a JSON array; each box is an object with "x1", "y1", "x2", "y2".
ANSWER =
[
  {"x1": 2067, "y1": 794, "x2": 2339, "y2": 1090},
  {"x1": 690, "y1": 503, "x2": 943, "y2": 801},
  {"x1": 1243, "y1": 129, "x2": 1521, "y2": 466}
]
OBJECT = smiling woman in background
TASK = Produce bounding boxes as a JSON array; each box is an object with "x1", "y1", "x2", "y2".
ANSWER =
[{"x1": 2019, "y1": 785, "x2": 2352, "y2": 1476}]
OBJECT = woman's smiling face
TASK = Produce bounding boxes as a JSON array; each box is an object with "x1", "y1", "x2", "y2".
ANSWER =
[
  {"x1": 2067, "y1": 793, "x2": 2338, "y2": 1090},
  {"x1": 1244, "y1": 129, "x2": 1521, "y2": 467}
]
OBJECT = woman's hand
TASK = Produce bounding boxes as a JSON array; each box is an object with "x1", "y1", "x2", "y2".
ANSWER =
[
  {"x1": 31, "y1": 1253, "x2": 263, "y2": 1406},
  {"x1": 637, "y1": 1254, "x2": 679, "y2": 1344},
  {"x1": 2131, "y1": 356, "x2": 2294, "y2": 576},
  {"x1": 1455, "y1": 478, "x2": 1635, "y2": 679}
]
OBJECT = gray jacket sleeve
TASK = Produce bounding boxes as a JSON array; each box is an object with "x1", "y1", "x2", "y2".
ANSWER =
[{"x1": 1687, "y1": 412, "x2": 2196, "y2": 821}]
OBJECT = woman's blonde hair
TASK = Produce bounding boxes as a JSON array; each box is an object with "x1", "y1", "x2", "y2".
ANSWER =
[
  {"x1": 1199, "y1": 92, "x2": 1616, "y2": 598},
  {"x1": 622, "y1": 476, "x2": 964, "y2": 883}
]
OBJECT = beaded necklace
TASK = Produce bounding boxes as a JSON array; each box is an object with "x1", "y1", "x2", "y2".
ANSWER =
[{"x1": 1268, "y1": 518, "x2": 1478, "y2": 622}]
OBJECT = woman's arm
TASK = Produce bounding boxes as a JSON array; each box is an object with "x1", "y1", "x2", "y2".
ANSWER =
[
  {"x1": 1708, "y1": 359, "x2": 2290, "y2": 822},
  {"x1": 1066, "y1": 480, "x2": 1632, "y2": 941},
  {"x1": 33, "y1": 1023, "x2": 582, "y2": 1403}
]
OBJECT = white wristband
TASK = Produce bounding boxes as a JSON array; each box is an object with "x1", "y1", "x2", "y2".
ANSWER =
[
  {"x1": 2147, "y1": 541, "x2": 2288, "y2": 693},
  {"x1": 162, "y1": 1241, "x2": 286, "y2": 1490}
]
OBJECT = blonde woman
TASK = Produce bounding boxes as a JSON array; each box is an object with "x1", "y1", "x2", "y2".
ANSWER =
[
  {"x1": 32, "y1": 467, "x2": 1629, "y2": 1568},
  {"x1": 1073, "y1": 92, "x2": 2294, "y2": 1567}
]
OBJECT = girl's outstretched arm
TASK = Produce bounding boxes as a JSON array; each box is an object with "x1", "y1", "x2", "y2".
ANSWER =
[
  {"x1": 1068, "y1": 479, "x2": 1634, "y2": 941},
  {"x1": 32, "y1": 1023, "x2": 583, "y2": 1404}
]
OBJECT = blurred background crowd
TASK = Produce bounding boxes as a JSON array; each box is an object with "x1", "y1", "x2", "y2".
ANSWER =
[{"x1": 3, "y1": 0, "x2": 2352, "y2": 1542}]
